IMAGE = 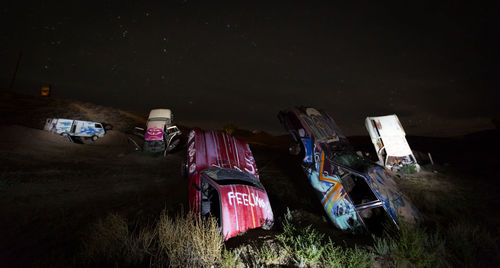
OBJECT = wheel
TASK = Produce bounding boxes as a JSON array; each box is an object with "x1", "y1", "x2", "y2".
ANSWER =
[
  {"x1": 61, "y1": 133, "x2": 68, "y2": 137},
  {"x1": 91, "y1": 135, "x2": 98, "y2": 141}
]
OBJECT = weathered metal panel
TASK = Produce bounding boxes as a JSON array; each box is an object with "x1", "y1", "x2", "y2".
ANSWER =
[
  {"x1": 189, "y1": 129, "x2": 259, "y2": 179},
  {"x1": 218, "y1": 184, "x2": 273, "y2": 239},
  {"x1": 186, "y1": 128, "x2": 273, "y2": 240}
]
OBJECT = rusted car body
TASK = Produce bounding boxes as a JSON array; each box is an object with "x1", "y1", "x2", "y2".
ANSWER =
[
  {"x1": 278, "y1": 107, "x2": 418, "y2": 232},
  {"x1": 184, "y1": 128, "x2": 274, "y2": 240}
]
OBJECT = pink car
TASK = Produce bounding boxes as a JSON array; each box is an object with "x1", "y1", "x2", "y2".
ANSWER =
[
  {"x1": 184, "y1": 128, "x2": 274, "y2": 240},
  {"x1": 142, "y1": 109, "x2": 181, "y2": 153}
]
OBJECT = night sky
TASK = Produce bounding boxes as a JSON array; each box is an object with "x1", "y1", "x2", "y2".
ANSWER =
[{"x1": 1, "y1": 1, "x2": 498, "y2": 135}]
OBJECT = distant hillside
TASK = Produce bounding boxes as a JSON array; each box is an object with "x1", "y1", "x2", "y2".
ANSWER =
[{"x1": 0, "y1": 91, "x2": 147, "y2": 132}]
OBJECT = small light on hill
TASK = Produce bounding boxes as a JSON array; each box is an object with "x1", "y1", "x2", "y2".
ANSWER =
[{"x1": 40, "y1": 84, "x2": 50, "y2": 97}]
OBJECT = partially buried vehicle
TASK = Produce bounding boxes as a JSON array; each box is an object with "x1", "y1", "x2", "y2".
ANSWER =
[
  {"x1": 141, "y1": 109, "x2": 181, "y2": 153},
  {"x1": 278, "y1": 107, "x2": 418, "y2": 232},
  {"x1": 183, "y1": 128, "x2": 274, "y2": 240},
  {"x1": 44, "y1": 118, "x2": 106, "y2": 141},
  {"x1": 365, "y1": 114, "x2": 420, "y2": 172}
]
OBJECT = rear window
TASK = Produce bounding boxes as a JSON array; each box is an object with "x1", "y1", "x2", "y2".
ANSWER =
[
  {"x1": 332, "y1": 153, "x2": 374, "y2": 172},
  {"x1": 202, "y1": 168, "x2": 263, "y2": 190}
]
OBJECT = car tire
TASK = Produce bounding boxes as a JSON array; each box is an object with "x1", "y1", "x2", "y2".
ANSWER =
[
  {"x1": 91, "y1": 135, "x2": 98, "y2": 141},
  {"x1": 61, "y1": 133, "x2": 68, "y2": 137}
]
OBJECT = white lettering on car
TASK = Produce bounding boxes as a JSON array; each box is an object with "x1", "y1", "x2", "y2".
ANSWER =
[
  {"x1": 188, "y1": 130, "x2": 195, "y2": 142},
  {"x1": 188, "y1": 142, "x2": 196, "y2": 164},
  {"x1": 232, "y1": 165, "x2": 242, "y2": 171},
  {"x1": 228, "y1": 191, "x2": 235, "y2": 206},
  {"x1": 236, "y1": 192, "x2": 243, "y2": 205},
  {"x1": 189, "y1": 163, "x2": 196, "y2": 173},
  {"x1": 187, "y1": 132, "x2": 196, "y2": 172},
  {"x1": 227, "y1": 191, "x2": 265, "y2": 208},
  {"x1": 244, "y1": 155, "x2": 255, "y2": 174}
]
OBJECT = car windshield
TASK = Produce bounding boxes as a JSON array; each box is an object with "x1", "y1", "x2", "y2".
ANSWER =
[
  {"x1": 202, "y1": 168, "x2": 263, "y2": 190},
  {"x1": 331, "y1": 153, "x2": 375, "y2": 172}
]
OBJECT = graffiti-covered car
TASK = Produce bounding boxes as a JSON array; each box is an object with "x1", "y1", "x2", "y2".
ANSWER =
[
  {"x1": 44, "y1": 118, "x2": 105, "y2": 141},
  {"x1": 183, "y1": 128, "x2": 274, "y2": 240},
  {"x1": 278, "y1": 107, "x2": 418, "y2": 232},
  {"x1": 142, "y1": 109, "x2": 181, "y2": 153}
]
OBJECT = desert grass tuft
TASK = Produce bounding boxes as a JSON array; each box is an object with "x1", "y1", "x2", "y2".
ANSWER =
[
  {"x1": 373, "y1": 222, "x2": 447, "y2": 268},
  {"x1": 256, "y1": 244, "x2": 280, "y2": 265},
  {"x1": 220, "y1": 248, "x2": 241, "y2": 268},
  {"x1": 322, "y1": 239, "x2": 373, "y2": 268},
  {"x1": 277, "y1": 217, "x2": 324, "y2": 267},
  {"x1": 157, "y1": 210, "x2": 223, "y2": 267}
]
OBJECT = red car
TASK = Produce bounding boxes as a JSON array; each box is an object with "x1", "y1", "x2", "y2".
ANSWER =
[{"x1": 184, "y1": 128, "x2": 274, "y2": 240}]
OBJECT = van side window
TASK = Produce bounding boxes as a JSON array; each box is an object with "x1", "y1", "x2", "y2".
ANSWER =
[{"x1": 95, "y1": 124, "x2": 102, "y2": 128}]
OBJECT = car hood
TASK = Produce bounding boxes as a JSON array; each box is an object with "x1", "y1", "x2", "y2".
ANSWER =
[
  {"x1": 145, "y1": 126, "x2": 164, "y2": 141},
  {"x1": 364, "y1": 166, "x2": 419, "y2": 224},
  {"x1": 218, "y1": 184, "x2": 274, "y2": 240}
]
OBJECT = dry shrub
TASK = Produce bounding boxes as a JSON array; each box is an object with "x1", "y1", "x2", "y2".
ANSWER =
[
  {"x1": 256, "y1": 243, "x2": 280, "y2": 266},
  {"x1": 80, "y1": 213, "x2": 157, "y2": 266},
  {"x1": 80, "y1": 211, "x2": 224, "y2": 267},
  {"x1": 220, "y1": 248, "x2": 242, "y2": 268},
  {"x1": 157, "y1": 211, "x2": 223, "y2": 267}
]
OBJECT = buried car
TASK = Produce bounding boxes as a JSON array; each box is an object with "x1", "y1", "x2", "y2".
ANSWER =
[
  {"x1": 278, "y1": 107, "x2": 418, "y2": 232},
  {"x1": 365, "y1": 114, "x2": 420, "y2": 172},
  {"x1": 139, "y1": 109, "x2": 181, "y2": 153},
  {"x1": 183, "y1": 128, "x2": 274, "y2": 240},
  {"x1": 44, "y1": 118, "x2": 105, "y2": 141}
]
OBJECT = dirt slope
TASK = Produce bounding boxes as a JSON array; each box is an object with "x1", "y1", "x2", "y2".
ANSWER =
[{"x1": 0, "y1": 92, "x2": 189, "y2": 266}]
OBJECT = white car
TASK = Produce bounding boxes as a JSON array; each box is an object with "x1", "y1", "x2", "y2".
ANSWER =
[
  {"x1": 44, "y1": 118, "x2": 105, "y2": 141},
  {"x1": 365, "y1": 115, "x2": 420, "y2": 172}
]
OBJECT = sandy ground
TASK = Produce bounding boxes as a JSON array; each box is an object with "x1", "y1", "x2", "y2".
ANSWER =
[{"x1": 0, "y1": 125, "x2": 188, "y2": 266}]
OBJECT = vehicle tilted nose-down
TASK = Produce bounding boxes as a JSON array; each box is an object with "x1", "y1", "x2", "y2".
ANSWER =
[
  {"x1": 278, "y1": 107, "x2": 418, "y2": 233},
  {"x1": 141, "y1": 109, "x2": 181, "y2": 153},
  {"x1": 365, "y1": 114, "x2": 420, "y2": 172},
  {"x1": 183, "y1": 128, "x2": 274, "y2": 240}
]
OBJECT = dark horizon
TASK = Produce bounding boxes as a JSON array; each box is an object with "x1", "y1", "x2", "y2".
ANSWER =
[{"x1": 1, "y1": 1, "x2": 498, "y2": 136}]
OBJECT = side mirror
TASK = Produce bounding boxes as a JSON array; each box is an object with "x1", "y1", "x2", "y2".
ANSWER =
[{"x1": 194, "y1": 184, "x2": 201, "y2": 191}]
